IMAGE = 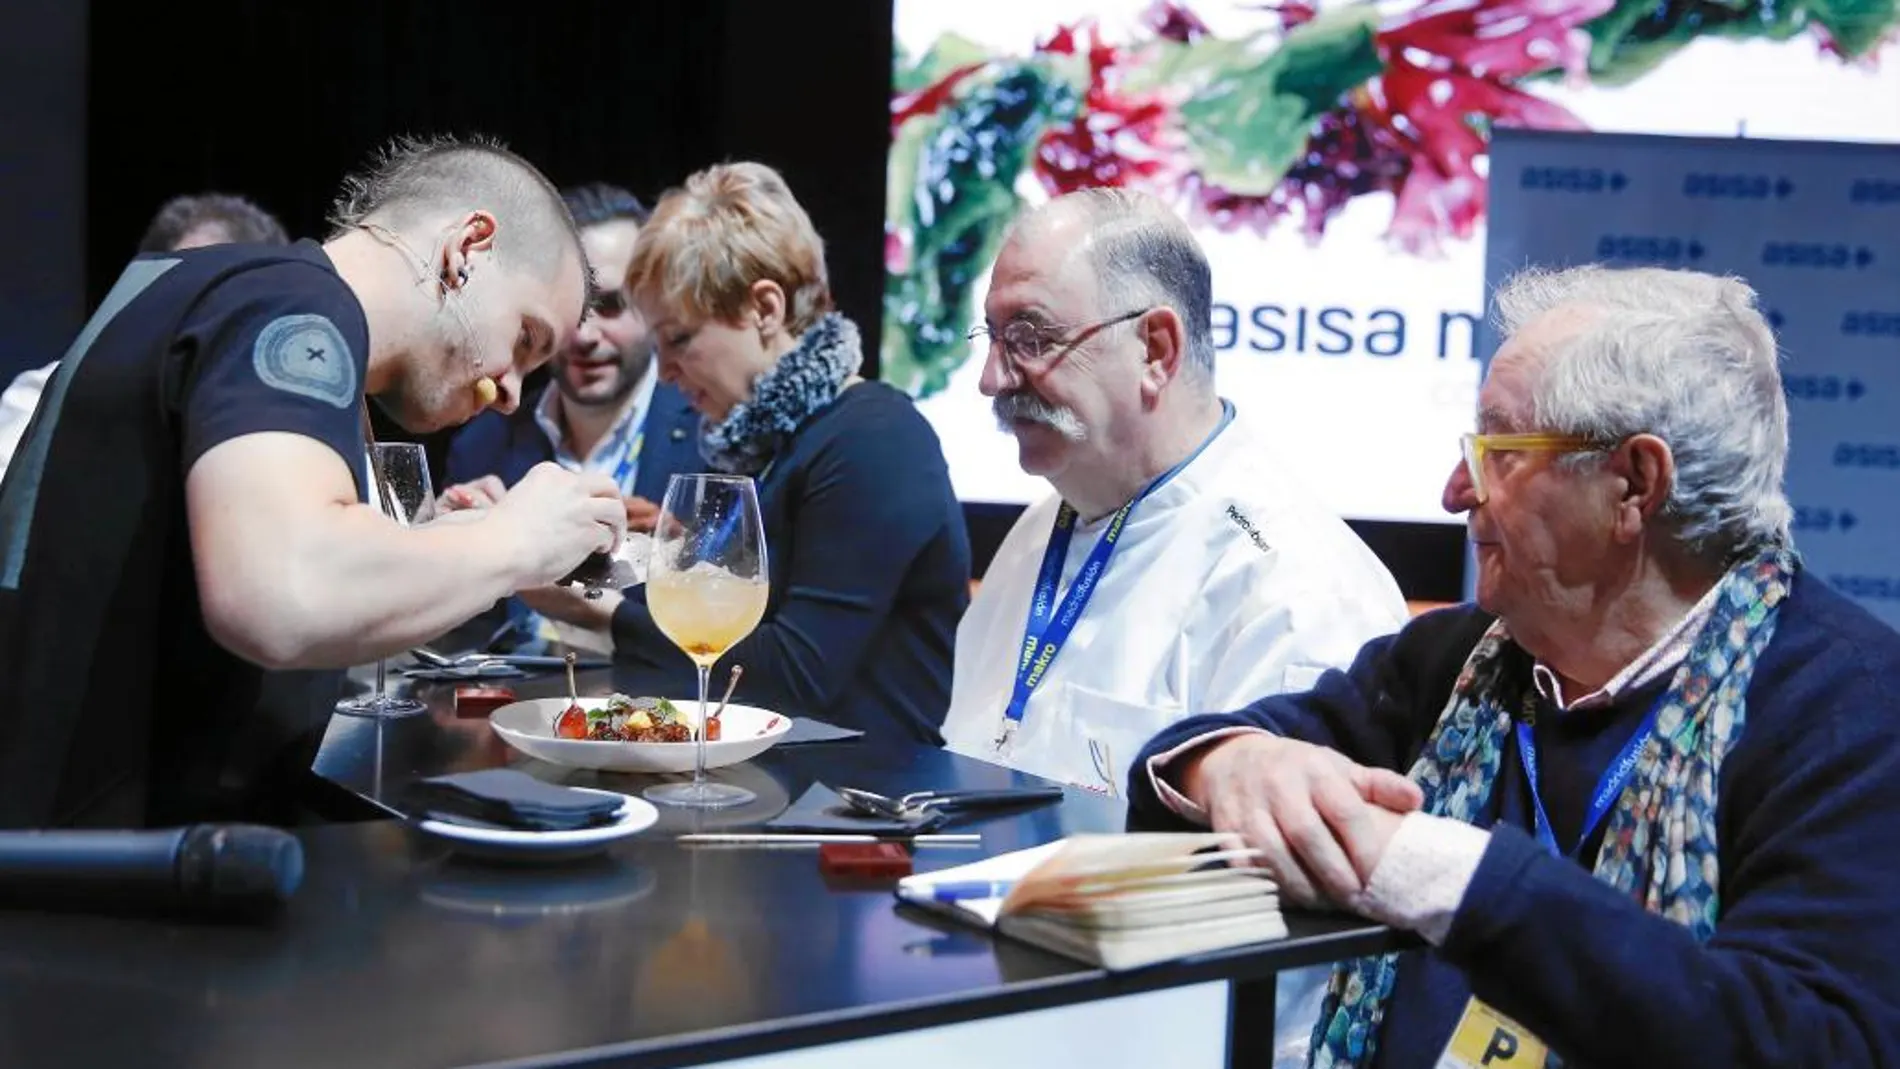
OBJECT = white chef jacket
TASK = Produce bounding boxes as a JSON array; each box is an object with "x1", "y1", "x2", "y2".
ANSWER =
[
  {"x1": 942, "y1": 408, "x2": 1409, "y2": 799},
  {"x1": 0, "y1": 361, "x2": 56, "y2": 482}
]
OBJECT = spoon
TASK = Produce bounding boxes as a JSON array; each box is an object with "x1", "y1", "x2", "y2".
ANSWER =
[{"x1": 837, "y1": 786, "x2": 1066, "y2": 822}]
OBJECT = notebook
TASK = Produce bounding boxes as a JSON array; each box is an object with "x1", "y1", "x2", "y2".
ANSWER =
[{"x1": 893, "y1": 833, "x2": 1287, "y2": 971}]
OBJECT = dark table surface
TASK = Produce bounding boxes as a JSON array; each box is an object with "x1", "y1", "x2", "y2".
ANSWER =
[{"x1": 0, "y1": 658, "x2": 1406, "y2": 1069}]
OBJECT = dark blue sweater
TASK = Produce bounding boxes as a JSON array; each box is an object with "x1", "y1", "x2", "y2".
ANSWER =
[
  {"x1": 1128, "y1": 573, "x2": 1900, "y2": 1068},
  {"x1": 610, "y1": 382, "x2": 970, "y2": 746}
]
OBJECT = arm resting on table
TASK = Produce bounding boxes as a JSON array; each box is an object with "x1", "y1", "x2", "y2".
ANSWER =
[{"x1": 1125, "y1": 607, "x2": 1491, "y2": 829}]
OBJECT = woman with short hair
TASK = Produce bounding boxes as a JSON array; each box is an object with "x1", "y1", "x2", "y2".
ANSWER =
[{"x1": 579, "y1": 161, "x2": 970, "y2": 745}]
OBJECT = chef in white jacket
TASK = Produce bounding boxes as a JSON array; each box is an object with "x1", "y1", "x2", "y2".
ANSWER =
[
  {"x1": 940, "y1": 187, "x2": 1410, "y2": 1069},
  {"x1": 941, "y1": 187, "x2": 1408, "y2": 801}
]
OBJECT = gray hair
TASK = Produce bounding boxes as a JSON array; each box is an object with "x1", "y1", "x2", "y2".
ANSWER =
[
  {"x1": 1055, "y1": 188, "x2": 1216, "y2": 381},
  {"x1": 1492, "y1": 263, "x2": 1792, "y2": 564},
  {"x1": 326, "y1": 133, "x2": 584, "y2": 283}
]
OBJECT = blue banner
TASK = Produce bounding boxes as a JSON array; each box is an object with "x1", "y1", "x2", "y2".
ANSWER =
[{"x1": 1485, "y1": 129, "x2": 1900, "y2": 632}]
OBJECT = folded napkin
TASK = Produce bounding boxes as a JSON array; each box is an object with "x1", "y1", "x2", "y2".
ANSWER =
[
  {"x1": 403, "y1": 769, "x2": 625, "y2": 832},
  {"x1": 779, "y1": 718, "x2": 867, "y2": 746},
  {"x1": 761, "y1": 783, "x2": 946, "y2": 836}
]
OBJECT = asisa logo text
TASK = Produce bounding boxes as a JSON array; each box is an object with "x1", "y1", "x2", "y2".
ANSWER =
[
  {"x1": 1520, "y1": 167, "x2": 1625, "y2": 193},
  {"x1": 1834, "y1": 443, "x2": 1900, "y2": 469},
  {"x1": 1682, "y1": 174, "x2": 1791, "y2": 199},
  {"x1": 1849, "y1": 179, "x2": 1900, "y2": 204},
  {"x1": 1596, "y1": 236, "x2": 1703, "y2": 264},
  {"x1": 1762, "y1": 243, "x2": 1874, "y2": 269},
  {"x1": 1830, "y1": 575, "x2": 1900, "y2": 601},
  {"x1": 1842, "y1": 312, "x2": 1900, "y2": 336},
  {"x1": 1792, "y1": 507, "x2": 1859, "y2": 533},
  {"x1": 1783, "y1": 375, "x2": 1867, "y2": 401}
]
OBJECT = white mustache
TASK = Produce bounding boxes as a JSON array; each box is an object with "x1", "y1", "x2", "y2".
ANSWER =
[{"x1": 993, "y1": 391, "x2": 1087, "y2": 442}]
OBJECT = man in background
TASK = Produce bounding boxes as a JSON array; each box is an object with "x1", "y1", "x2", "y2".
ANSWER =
[
  {"x1": 439, "y1": 181, "x2": 699, "y2": 651},
  {"x1": 0, "y1": 192, "x2": 290, "y2": 477}
]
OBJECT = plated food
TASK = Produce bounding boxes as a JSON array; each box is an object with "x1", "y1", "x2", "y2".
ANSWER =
[
  {"x1": 554, "y1": 693, "x2": 721, "y2": 743},
  {"x1": 490, "y1": 697, "x2": 793, "y2": 775}
]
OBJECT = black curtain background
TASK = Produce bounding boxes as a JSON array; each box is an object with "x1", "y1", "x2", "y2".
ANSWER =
[
  {"x1": 86, "y1": 0, "x2": 893, "y2": 475},
  {"x1": 83, "y1": 0, "x2": 1463, "y2": 597}
]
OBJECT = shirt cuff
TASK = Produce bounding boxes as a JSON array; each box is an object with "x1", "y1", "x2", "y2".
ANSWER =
[
  {"x1": 1144, "y1": 726, "x2": 1274, "y2": 825},
  {"x1": 1351, "y1": 811, "x2": 1490, "y2": 945}
]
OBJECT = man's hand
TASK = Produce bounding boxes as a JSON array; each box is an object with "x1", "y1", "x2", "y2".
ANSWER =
[
  {"x1": 1183, "y1": 733, "x2": 1423, "y2": 908},
  {"x1": 439, "y1": 475, "x2": 506, "y2": 513},
  {"x1": 486, "y1": 463, "x2": 627, "y2": 588},
  {"x1": 517, "y1": 584, "x2": 621, "y2": 631},
  {"x1": 623, "y1": 495, "x2": 662, "y2": 534}
]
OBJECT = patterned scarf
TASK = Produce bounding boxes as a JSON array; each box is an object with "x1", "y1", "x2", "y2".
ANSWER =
[
  {"x1": 1310, "y1": 546, "x2": 1799, "y2": 1069},
  {"x1": 700, "y1": 313, "x2": 862, "y2": 476}
]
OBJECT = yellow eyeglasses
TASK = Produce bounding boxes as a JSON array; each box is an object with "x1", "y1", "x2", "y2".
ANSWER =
[{"x1": 1459, "y1": 432, "x2": 1598, "y2": 503}]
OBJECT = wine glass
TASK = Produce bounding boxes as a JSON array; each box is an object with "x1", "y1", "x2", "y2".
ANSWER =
[
  {"x1": 643, "y1": 474, "x2": 769, "y2": 808},
  {"x1": 336, "y1": 442, "x2": 438, "y2": 720}
]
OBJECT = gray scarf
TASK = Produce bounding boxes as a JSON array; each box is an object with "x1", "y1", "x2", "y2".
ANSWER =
[{"x1": 700, "y1": 312, "x2": 862, "y2": 475}]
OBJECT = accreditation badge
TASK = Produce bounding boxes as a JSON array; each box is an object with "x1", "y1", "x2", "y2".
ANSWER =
[{"x1": 1435, "y1": 998, "x2": 1549, "y2": 1069}]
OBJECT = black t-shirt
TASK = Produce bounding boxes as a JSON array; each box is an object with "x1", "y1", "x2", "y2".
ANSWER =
[{"x1": 0, "y1": 240, "x2": 370, "y2": 828}]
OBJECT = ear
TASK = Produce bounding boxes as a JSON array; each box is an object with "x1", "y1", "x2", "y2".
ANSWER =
[
  {"x1": 1137, "y1": 307, "x2": 1188, "y2": 403},
  {"x1": 437, "y1": 210, "x2": 499, "y2": 292},
  {"x1": 748, "y1": 279, "x2": 787, "y2": 337},
  {"x1": 1609, "y1": 433, "x2": 1674, "y2": 543}
]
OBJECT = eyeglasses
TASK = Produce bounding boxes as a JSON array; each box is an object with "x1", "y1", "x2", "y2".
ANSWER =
[
  {"x1": 967, "y1": 308, "x2": 1150, "y2": 373},
  {"x1": 1459, "y1": 432, "x2": 1599, "y2": 503}
]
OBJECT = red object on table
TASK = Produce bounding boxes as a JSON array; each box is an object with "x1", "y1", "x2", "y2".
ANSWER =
[
  {"x1": 819, "y1": 842, "x2": 913, "y2": 881},
  {"x1": 454, "y1": 685, "x2": 517, "y2": 719}
]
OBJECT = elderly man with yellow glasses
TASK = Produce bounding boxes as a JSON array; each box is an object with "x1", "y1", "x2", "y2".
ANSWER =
[{"x1": 1128, "y1": 263, "x2": 1900, "y2": 1068}]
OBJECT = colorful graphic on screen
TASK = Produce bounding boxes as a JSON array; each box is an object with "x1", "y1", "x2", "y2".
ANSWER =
[{"x1": 885, "y1": 0, "x2": 1900, "y2": 520}]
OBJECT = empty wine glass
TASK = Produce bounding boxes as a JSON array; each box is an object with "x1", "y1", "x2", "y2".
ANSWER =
[
  {"x1": 643, "y1": 474, "x2": 769, "y2": 809},
  {"x1": 336, "y1": 442, "x2": 437, "y2": 720}
]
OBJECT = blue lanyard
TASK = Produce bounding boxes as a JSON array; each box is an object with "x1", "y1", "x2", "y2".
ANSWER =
[
  {"x1": 1001, "y1": 401, "x2": 1235, "y2": 735},
  {"x1": 1515, "y1": 695, "x2": 1663, "y2": 860},
  {"x1": 607, "y1": 429, "x2": 645, "y2": 496}
]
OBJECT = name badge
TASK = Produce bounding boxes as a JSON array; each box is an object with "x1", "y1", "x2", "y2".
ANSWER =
[{"x1": 1436, "y1": 998, "x2": 1548, "y2": 1069}]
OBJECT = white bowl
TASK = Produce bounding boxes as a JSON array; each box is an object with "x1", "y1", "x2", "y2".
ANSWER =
[{"x1": 489, "y1": 697, "x2": 792, "y2": 774}]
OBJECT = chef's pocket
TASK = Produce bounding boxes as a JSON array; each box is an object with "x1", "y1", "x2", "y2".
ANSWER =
[{"x1": 1054, "y1": 683, "x2": 1187, "y2": 799}]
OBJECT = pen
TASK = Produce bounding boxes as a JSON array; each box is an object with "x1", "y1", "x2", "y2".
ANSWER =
[{"x1": 929, "y1": 879, "x2": 1015, "y2": 902}]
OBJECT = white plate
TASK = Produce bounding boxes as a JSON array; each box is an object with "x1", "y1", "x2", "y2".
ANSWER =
[
  {"x1": 489, "y1": 697, "x2": 793, "y2": 774},
  {"x1": 413, "y1": 787, "x2": 659, "y2": 863}
]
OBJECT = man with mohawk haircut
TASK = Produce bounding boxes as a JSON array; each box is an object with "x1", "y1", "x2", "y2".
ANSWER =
[{"x1": 0, "y1": 134, "x2": 625, "y2": 829}]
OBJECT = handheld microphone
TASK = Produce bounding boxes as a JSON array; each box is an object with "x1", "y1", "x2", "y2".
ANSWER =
[{"x1": 0, "y1": 823, "x2": 304, "y2": 921}]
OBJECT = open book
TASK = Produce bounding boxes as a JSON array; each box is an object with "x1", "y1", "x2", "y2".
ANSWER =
[{"x1": 894, "y1": 833, "x2": 1287, "y2": 971}]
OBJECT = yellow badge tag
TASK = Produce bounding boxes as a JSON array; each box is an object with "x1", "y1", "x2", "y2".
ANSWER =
[{"x1": 1435, "y1": 998, "x2": 1549, "y2": 1069}]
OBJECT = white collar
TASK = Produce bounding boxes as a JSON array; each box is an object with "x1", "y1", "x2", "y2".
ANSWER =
[
  {"x1": 1069, "y1": 402, "x2": 1247, "y2": 528},
  {"x1": 1531, "y1": 580, "x2": 1726, "y2": 712},
  {"x1": 534, "y1": 359, "x2": 658, "y2": 468}
]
